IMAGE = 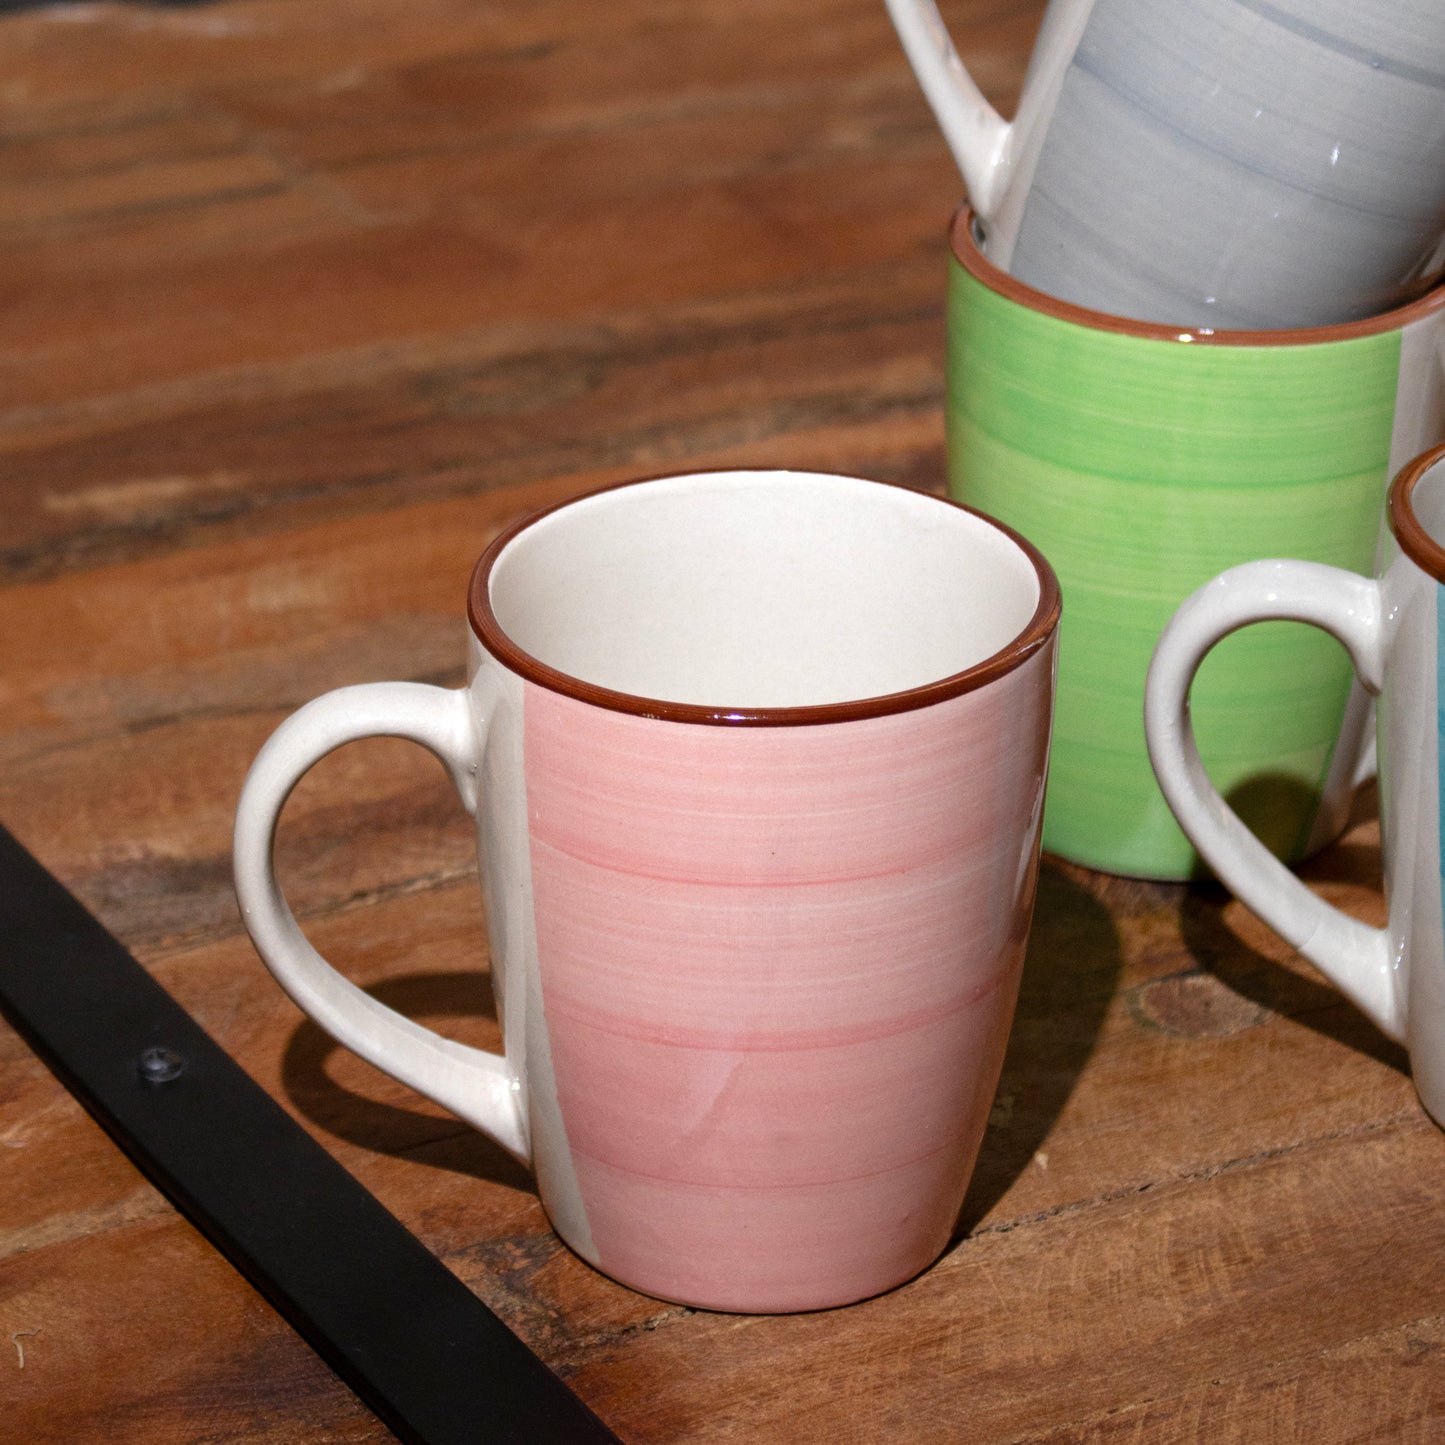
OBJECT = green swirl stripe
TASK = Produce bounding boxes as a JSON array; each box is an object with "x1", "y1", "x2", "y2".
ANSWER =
[{"x1": 947, "y1": 258, "x2": 1401, "y2": 876}]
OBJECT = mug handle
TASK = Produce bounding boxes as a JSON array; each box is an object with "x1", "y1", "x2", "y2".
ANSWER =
[
  {"x1": 233, "y1": 682, "x2": 530, "y2": 1163},
  {"x1": 882, "y1": 0, "x2": 1012, "y2": 215},
  {"x1": 1144, "y1": 560, "x2": 1404, "y2": 1043}
]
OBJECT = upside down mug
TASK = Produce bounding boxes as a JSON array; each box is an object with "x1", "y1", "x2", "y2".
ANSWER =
[
  {"x1": 947, "y1": 208, "x2": 1445, "y2": 880},
  {"x1": 1145, "y1": 443, "x2": 1445, "y2": 1129},
  {"x1": 885, "y1": 0, "x2": 1445, "y2": 328},
  {"x1": 233, "y1": 470, "x2": 1061, "y2": 1312}
]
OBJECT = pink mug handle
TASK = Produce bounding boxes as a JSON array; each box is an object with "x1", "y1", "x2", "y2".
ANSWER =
[{"x1": 232, "y1": 681, "x2": 530, "y2": 1162}]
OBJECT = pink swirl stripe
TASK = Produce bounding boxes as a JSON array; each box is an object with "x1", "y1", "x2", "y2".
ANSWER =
[{"x1": 523, "y1": 647, "x2": 1052, "y2": 1311}]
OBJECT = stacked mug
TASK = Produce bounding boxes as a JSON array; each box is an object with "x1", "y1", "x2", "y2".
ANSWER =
[
  {"x1": 888, "y1": 0, "x2": 1445, "y2": 878},
  {"x1": 889, "y1": 0, "x2": 1445, "y2": 1128}
]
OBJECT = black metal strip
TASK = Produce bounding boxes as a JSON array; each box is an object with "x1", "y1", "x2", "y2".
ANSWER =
[{"x1": 0, "y1": 823, "x2": 621, "y2": 1445}]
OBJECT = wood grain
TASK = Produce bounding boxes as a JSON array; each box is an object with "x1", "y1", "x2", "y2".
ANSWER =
[{"x1": 2, "y1": 0, "x2": 1442, "y2": 1439}]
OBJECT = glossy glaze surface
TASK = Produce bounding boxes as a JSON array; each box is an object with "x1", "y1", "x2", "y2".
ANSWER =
[
  {"x1": 1146, "y1": 446, "x2": 1445, "y2": 1128},
  {"x1": 947, "y1": 213, "x2": 1445, "y2": 878},
  {"x1": 890, "y1": 0, "x2": 1445, "y2": 328},
  {"x1": 522, "y1": 658, "x2": 1052, "y2": 1310}
]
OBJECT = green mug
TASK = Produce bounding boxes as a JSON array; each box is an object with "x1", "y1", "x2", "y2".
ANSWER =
[{"x1": 946, "y1": 209, "x2": 1445, "y2": 879}]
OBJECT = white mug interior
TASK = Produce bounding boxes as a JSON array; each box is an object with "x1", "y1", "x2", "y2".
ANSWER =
[{"x1": 485, "y1": 470, "x2": 1043, "y2": 709}]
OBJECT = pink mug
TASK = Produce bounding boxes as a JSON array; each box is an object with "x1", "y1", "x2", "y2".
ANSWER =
[{"x1": 233, "y1": 470, "x2": 1060, "y2": 1312}]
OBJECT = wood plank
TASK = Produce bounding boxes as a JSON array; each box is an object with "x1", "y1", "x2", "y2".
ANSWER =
[
  {"x1": 1, "y1": 1201, "x2": 390, "y2": 1443},
  {"x1": 1018, "y1": 1314, "x2": 1445, "y2": 1442},
  {"x1": 0, "y1": 266, "x2": 949, "y2": 582},
  {"x1": 0, "y1": 0, "x2": 1030, "y2": 118},
  {"x1": 559, "y1": 1120, "x2": 1445, "y2": 1442},
  {"x1": 0, "y1": 148, "x2": 955, "y2": 407},
  {"x1": 3, "y1": 846, "x2": 1428, "y2": 1440},
  {"x1": 0, "y1": 0, "x2": 1029, "y2": 412}
]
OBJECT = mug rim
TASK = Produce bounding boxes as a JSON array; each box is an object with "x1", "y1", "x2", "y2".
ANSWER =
[
  {"x1": 467, "y1": 469, "x2": 1062, "y2": 726},
  {"x1": 949, "y1": 208, "x2": 1445, "y2": 345},
  {"x1": 1390, "y1": 443, "x2": 1445, "y2": 584}
]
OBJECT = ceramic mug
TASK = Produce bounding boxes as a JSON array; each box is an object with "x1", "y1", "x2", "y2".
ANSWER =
[
  {"x1": 886, "y1": 0, "x2": 1445, "y2": 328},
  {"x1": 1145, "y1": 444, "x2": 1445, "y2": 1128},
  {"x1": 233, "y1": 469, "x2": 1061, "y2": 1313},
  {"x1": 946, "y1": 208, "x2": 1445, "y2": 880}
]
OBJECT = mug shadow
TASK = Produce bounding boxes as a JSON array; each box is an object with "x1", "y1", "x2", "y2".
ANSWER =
[
  {"x1": 1176, "y1": 778, "x2": 1408, "y2": 1075},
  {"x1": 953, "y1": 858, "x2": 1125, "y2": 1236},
  {"x1": 1207, "y1": 771, "x2": 1330, "y2": 870},
  {"x1": 280, "y1": 970, "x2": 534, "y2": 1194}
]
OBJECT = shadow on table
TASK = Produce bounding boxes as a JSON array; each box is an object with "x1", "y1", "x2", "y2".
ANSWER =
[
  {"x1": 281, "y1": 969, "x2": 533, "y2": 1194},
  {"x1": 1176, "y1": 780, "x2": 1408, "y2": 1076},
  {"x1": 953, "y1": 858, "x2": 1124, "y2": 1237}
]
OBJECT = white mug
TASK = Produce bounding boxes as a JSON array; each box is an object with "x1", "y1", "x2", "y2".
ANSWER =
[
  {"x1": 1145, "y1": 443, "x2": 1445, "y2": 1127},
  {"x1": 234, "y1": 470, "x2": 1061, "y2": 1312},
  {"x1": 886, "y1": 0, "x2": 1445, "y2": 329}
]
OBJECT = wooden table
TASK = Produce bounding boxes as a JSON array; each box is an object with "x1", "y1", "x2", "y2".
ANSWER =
[{"x1": 2, "y1": 1, "x2": 1442, "y2": 1439}]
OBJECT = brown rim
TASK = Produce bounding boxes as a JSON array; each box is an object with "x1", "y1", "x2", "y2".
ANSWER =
[
  {"x1": 466, "y1": 471, "x2": 1062, "y2": 726},
  {"x1": 1389, "y1": 443, "x2": 1445, "y2": 584},
  {"x1": 949, "y1": 209, "x2": 1445, "y2": 345}
]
